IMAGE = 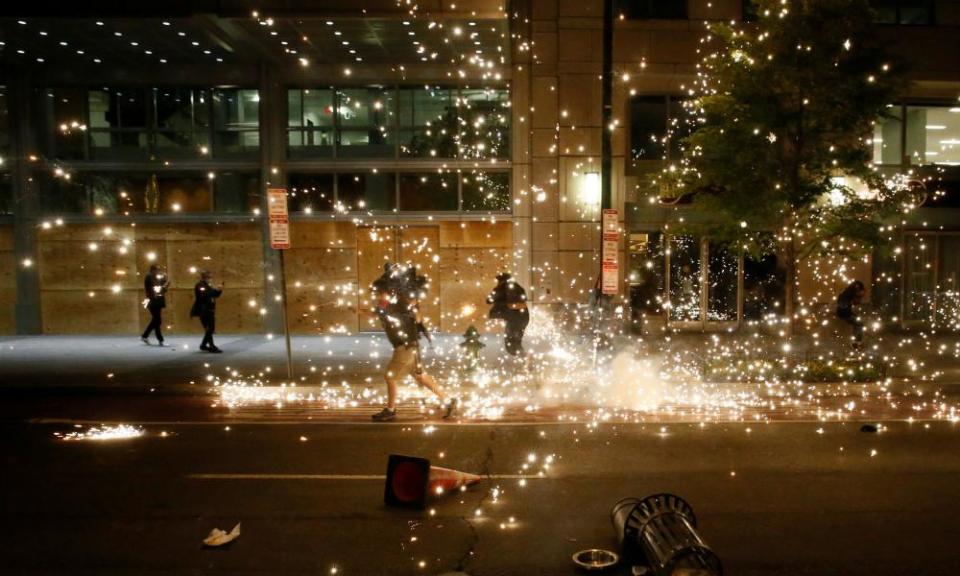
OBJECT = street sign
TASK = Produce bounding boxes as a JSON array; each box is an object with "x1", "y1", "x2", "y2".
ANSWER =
[
  {"x1": 267, "y1": 188, "x2": 290, "y2": 250},
  {"x1": 601, "y1": 209, "x2": 619, "y2": 295}
]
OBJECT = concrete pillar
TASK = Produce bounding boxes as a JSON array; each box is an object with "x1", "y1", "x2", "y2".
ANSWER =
[
  {"x1": 10, "y1": 72, "x2": 42, "y2": 334},
  {"x1": 258, "y1": 63, "x2": 287, "y2": 334},
  {"x1": 511, "y1": 0, "x2": 534, "y2": 289}
]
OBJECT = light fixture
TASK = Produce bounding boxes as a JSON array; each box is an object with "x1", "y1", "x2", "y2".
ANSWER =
[{"x1": 581, "y1": 172, "x2": 601, "y2": 206}]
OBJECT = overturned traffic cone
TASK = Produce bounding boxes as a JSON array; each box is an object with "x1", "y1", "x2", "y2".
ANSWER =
[{"x1": 384, "y1": 454, "x2": 481, "y2": 509}]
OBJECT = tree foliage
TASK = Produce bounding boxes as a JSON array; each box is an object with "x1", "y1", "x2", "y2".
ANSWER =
[{"x1": 662, "y1": 0, "x2": 913, "y2": 258}]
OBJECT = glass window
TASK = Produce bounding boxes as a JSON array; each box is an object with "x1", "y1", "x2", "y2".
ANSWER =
[
  {"x1": 630, "y1": 95, "x2": 688, "y2": 167},
  {"x1": 45, "y1": 87, "x2": 87, "y2": 160},
  {"x1": 88, "y1": 88, "x2": 149, "y2": 160},
  {"x1": 905, "y1": 233, "x2": 935, "y2": 322},
  {"x1": 905, "y1": 105, "x2": 960, "y2": 166},
  {"x1": 399, "y1": 86, "x2": 457, "y2": 158},
  {"x1": 872, "y1": 107, "x2": 903, "y2": 165},
  {"x1": 458, "y1": 88, "x2": 511, "y2": 160},
  {"x1": 0, "y1": 172, "x2": 11, "y2": 215},
  {"x1": 154, "y1": 88, "x2": 210, "y2": 157},
  {"x1": 706, "y1": 242, "x2": 738, "y2": 322},
  {"x1": 38, "y1": 172, "x2": 212, "y2": 215},
  {"x1": 288, "y1": 173, "x2": 335, "y2": 212},
  {"x1": 212, "y1": 88, "x2": 260, "y2": 156},
  {"x1": 630, "y1": 95, "x2": 667, "y2": 162},
  {"x1": 337, "y1": 172, "x2": 396, "y2": 211},
  {"x1": 336, "y1": 87, "x2": 395, "y2": 158},
  {"x1": 287, "y1": 88, "x2": 334, "y2": 157},
  {"x1": 213, "y1": 172, "x2": 260, "y2": 213},
  {"x1": 399, "y1": 172, "x2": 458, "y2": 211},
  {"x1": 627, "y1": 232, "x2": 665, "y2": 315},
  {"x1": 669, "y1": 235, "x2": 700, "y2": 321},
  {"x1": 743, "y1": 245, "x2": 784, "y2": 321},
  {"x1": 0, "y1": 87, "x2": 9, "y2": 156},
  {"x1": 616, "y1": 0, "x2": 687, "y2": 19},
  {"x1": 871, "y1": 0, "x2": 934, "y2": 25},
  {"x1": 462, "y1": 171, "x2": 510, "y2": 211}
]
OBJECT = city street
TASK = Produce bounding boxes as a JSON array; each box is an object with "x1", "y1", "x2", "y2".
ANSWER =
[
  {"x1": 3, "y1": 419, "x2": 960, "y2": 575},
  {"x1": 2, "y1": 335, "x2": 960, "y2": 575}
]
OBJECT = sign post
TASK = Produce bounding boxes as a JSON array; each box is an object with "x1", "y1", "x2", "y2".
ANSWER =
[
  {"x1": 267, "y1": 188, "x2": 294, "y2": 382},
  {"x1": 601, "y1": 209, "x2": 619, "y2": 295}
]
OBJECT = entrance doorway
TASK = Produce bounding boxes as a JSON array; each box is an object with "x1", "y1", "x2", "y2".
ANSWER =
[{"x1": 626, "y1": 233, "x2": 785, "y2": 331}]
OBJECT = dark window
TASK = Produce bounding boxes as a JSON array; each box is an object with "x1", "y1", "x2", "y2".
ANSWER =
[
  {"x1": 399, "y1": 172, "x2": 458, "y2": 211},
  {"x1": 742, "y1": 0, "x2": 760, "y2": 22},
  {"x1": 458, "y1": 88, "x2": 511, "y2": 160},
  {"x1": 462, "y1": 171, "x2": 510, "y2": 211},
  {"x1": 871, "y1": 0, "x2": 934, "y2": 25},
  {"x1": 34, "y1": 171, "x2": 262, "y2": 215},
  {"x1": 336, "y1": 87, "x2": 396, "y2": 158},
  {"x1": 398, "y1": 86, "x2": 457, "y2": 158},
  {"x1": 287, "y1": 88, "x2": 334, "y2": 158},
  {"x1": 616, "y1": 0, "x2": 687, "y2": 19},
  {"x1": 337, "y1": 172, "x2": 396, "y2": 211},
  {"x1": 212, "y1": 88, "x2": 260, "y2": 157},
  {"x1": 0, "y1": 172, "x2": 11, "y2": 215},
  {"x1": 629, "y1": 94, "x2": 689, "y2": 166},
  {"x1": 154, "y1": 88, "x2": 211, "y2": 157},
  {"x1": 287, "y1": 173, "x2": 335, "y2": 212},
  {"x1": 88, "y1": 88, "x2": 150, "y2": 160}
]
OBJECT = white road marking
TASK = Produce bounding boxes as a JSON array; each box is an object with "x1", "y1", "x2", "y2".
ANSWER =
[{"x1": 188, "y1": 473, "x2": 542, "y2": 481}]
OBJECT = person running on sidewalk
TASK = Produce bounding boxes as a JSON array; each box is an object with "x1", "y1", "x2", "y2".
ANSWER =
[
  {"x1": 836, "y1": 280, "x2": 866, "y2": 347},
  {"x1": 141, "y1": 264, "x2": 169, "y2": 346},
  {"x1": 190, "y1": 270, "x2": 223, "y2": 353},
  {"x1": 371, "y1": 264, "x2": 455, "y2": 422},
  {"x1": 487, "y1": 272, "x2": 529, "y2": 356}
]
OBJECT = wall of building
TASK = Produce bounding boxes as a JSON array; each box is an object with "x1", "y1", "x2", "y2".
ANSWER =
[{"x1": 35, "y1": 221, "x2": 265, "y2": 335}]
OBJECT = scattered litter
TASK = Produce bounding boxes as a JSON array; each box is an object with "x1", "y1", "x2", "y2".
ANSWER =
[
  {"x1": 572, "y1": 549, "x2": 619, "y2": 572},
  {"x1": 203, "y1": 522, "x2": 241, "y2": 547}
]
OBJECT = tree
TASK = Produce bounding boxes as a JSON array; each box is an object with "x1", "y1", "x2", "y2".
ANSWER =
[{"x1": 659, "y1": 0, "x2": 919, "y2": 326}]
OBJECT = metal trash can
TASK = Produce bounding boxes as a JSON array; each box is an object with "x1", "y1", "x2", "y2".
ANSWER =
[{"x1": 611, "y1": 493, "x2": 722, "y2": 576}]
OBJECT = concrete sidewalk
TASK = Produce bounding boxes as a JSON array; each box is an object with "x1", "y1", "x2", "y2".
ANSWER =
[{"x1": 1, "y1": 332, "x2": 958, "y2": 392}]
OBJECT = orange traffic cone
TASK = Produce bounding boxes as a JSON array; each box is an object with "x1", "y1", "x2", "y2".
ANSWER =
[{"x1": 384, "y1": 454, "x2": 481, "y2": 509}]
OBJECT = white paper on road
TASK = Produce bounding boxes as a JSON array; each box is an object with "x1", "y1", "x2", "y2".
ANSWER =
[{"x1": 203, "y1": 522, "x2": 240, "y2": 547}]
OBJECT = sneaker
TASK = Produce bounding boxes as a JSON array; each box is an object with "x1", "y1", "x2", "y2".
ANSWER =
[
  {"x1": 371, "y1": 407, "x2": 396, "y2": 422},
  {"x1": 141, "y1": 337, "x2": 150, "y2": 345},
  {"x1": 207, "y1": 346, "x2": 223, "y2": 354},
  {"x1": 157, "y1": 340, "x2": 165, "y2": 347},
  {"x1": 442, "y1": 398, "x2": 458, "y2": 420}
]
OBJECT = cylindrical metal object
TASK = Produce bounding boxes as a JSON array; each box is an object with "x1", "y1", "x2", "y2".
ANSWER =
[{"x1": 611, "y1": 493, "x2": 722, "y2": 576}]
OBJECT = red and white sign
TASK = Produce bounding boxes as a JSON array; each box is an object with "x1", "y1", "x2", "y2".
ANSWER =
[
  {"x1": 267, "y1": 188, "x2": 290, "y2": 250},
  {"x1": 601, "y1": 209, "x2": 619, "y2": 295}
]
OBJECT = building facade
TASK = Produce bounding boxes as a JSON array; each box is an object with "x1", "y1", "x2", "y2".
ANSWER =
[{"x1": 0, "y1": 0, "x2": 957, "y2": 335}]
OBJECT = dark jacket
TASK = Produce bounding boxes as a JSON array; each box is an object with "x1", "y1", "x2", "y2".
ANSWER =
[
  {"x1": 191, "y1": 280, "x2": 222, "y2": 318},
  {"x1": 376, "y1": 300, "x2": 425, "y2": 349},
  {"x1": 144, "y1": 273, "x2": 168, "y2": 309},
  {"x1": 836, "y1": 283, "x2": 863, "y2": 315},
  {"x1": 487, "y1": 279, "x2": 527, "y2": 320}
]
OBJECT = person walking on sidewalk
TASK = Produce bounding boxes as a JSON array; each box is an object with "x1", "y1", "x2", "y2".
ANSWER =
[
  {"x1": 191, "y1": 270, "x2": 223, "y2": 353},
  {"x1": 836, "y1": 280, "x2": 866, "y2": 347},
  {"x1": 487, "y1": 272, "x2": 529, "y2": 356},
  {"x1": 141, "y1": 264, "x2": 169, "y2": 346},
  {"x1": 371, "y1": 264, "x2": 455, "y2": 422}
]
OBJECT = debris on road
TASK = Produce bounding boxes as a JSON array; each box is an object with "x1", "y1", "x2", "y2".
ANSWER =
[
  {"x1": 203, "y1": 522, "x2": 241, "y2": 547},
  {"x1": 384, "y1": 454, "x2": 480, "y2": 509},
  {"x1": 860, "y1": 424, "x2": 879, "y2": 433}
]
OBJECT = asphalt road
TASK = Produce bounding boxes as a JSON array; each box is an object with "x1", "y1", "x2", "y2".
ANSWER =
[{"x1": 4, "y1": 419, "x2": 960, "y2": 575}]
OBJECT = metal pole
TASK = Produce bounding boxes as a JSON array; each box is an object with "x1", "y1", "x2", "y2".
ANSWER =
[
  {"x1": 601, "y1": 0, "x2": 613, "y2": 212},
  {"x1": 279, "y1": 249, "x2": 294, "y2": 382}
]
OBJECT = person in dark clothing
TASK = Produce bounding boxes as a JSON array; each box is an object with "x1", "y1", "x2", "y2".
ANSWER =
[
  {"x1": 836, "y1": 280, "x2": 866, "y2": 346},
  {"x1": 370, "y1": 263, "x2": 453, "y2": 422},
  {"x1": 191, "y1": 270, "x2": 223, "y2": 353},
  {"x1": 487, "y1": 272, "x2": 530, "y2": 356},
  {"x1": 141, "y1": 264, "x2": 169, "y2": 345}
]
